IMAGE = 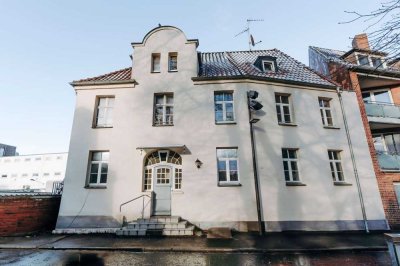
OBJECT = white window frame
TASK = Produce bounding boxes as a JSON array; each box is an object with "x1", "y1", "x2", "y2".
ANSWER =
[
  {"x1": 282, "y1": 148, "x2": 300, "y2": 182},
  {"x1": 216, "y1": 148, "x2": 240, "y2": 185},
  {"x1": 355, "y1": 52, "x2": 387, "y2": 68},
  {"x1": 168, "y1": 52, "x2": 178, "y2": 72},
  {"x1": 214, "y1": 91, "x2": 235, "y2": 123},
  {"x1": 275, "y1": 94, "x2": 293, "y2": 124},
  {"x1": 151, "y1": 53, "x2": 161, "y2": 73},
  {"x1": 154, "y1": 94, "x2": 174, "y2": 126},
  {"x1": 95, "y1": 96, "x2": 114, "y2": 128},
  {"x1": 87, "y1": 151, "x2": 109, "y2": 187},
  {"x1": 328, "y1": 150, "x2": 345, "y2": 182},
  {"x1": 262, "y1": 60, "x2": 275, "y2": 72},
  {"x1": 362, "y1": 89, "x2": 394, "y2": 104},
  {"x1": 319, "y1": 98, "x2": 334, "y2": 127}
]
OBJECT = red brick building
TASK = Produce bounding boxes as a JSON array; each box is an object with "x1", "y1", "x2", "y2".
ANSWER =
[{"x1": 309, "y1": 34, "x2": 400, "y2": 229}]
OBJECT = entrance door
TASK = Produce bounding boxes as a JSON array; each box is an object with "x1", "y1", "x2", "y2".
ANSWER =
[{"x1": 153, "y1": 166, "x2": 172, "y2": 216}]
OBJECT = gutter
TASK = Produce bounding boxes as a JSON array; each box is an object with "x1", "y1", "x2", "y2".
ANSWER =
[
  {"x1": 192, "y1": 76, "x2": 336, "y2": 90},
  {"x1": 336, "y1": 87, "x2": 369, "y2": 233},
  {"x1": 70, "y1": 79, "x2": 136, "y2": 87}
]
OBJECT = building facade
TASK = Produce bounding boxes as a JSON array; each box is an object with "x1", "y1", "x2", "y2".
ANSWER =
[
  {"x1": 56, "y1": 26, "x2": 387, "y2": 233},
  {"x1": 0, "y1": 143, "x2": 17, "y2": 157},
  {"x1": 0, "y1": 152, "x2": 67, "y2": 192},
  {"x1": 310, "y1": 34, "x2": 400, "y2": 229}
]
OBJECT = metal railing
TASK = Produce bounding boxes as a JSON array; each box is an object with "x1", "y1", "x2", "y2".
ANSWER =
[
  {"x1": 52, "y1": 181, "x2": 64, "y2": 195},
  {"x1": 119, "y1": 193, "x2": 153, "y2": 219},
  {"x1": 364, "y1": 102, "x2": 400, "y2": 119},
  {"x1": 376, "y1": 151, "x2": 400, "y2": 171}
]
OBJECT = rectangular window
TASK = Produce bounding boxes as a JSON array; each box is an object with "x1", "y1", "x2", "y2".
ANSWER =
[
  {"x1": 154, "y1": 94, "x2": 174, "y2": 126},
  {"x1": 282, "y1": 149, "x2": 299, "y2": 182},
  {"x1": 32, "y1": 173, "x2": 39, "y2": 177},
  {"x1": 95, "y1": 97, "x2": 114, "y2": 127},
  {"x1": 262, "y1": 60, "x2": 275, "y2": 72},
  {"x1": 394, "y1": 183, "x2": 400, "y2": 208},
  {"x1": 168, "y1": 53, "x2": 178, "y2": 71},
  {"x1": 214, "y1": 92, "x2": 235, "y2": 123},
  {"x1": 357, "y1": 54, "x2": 370, "y2": 66},
  {"x1": 328, "y1": 150, "x2": 344, "y2": 182},
  {"x1": 151, "y1": 53, "x2": 161, "y2": 72},
  {"x1": 1, "y1": 174, "x2": 7, "y2": 178},
  {"x1": 275, "y1": 94, "x2": 292, "y2": 124},
  {"x1": 88, "y1": 151, "x2": 109, "y2": 187},
  {"x1": 371, "y1": 57, "x2": 383, "y2": 68},
  {"x1": 217, "y1": 148, "x2": 239, "y2": 185},
  {"x1": 143, "y1": 169, "x2": 152, "y2": 191},
  {"x1": 174, "y1": 168, "x2": 182, "y2": 189},
  {"x1": 319, "y1": 98, "x2": 333, "y2": 126}
]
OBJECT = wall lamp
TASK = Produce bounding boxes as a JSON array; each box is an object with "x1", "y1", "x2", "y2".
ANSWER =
[{"x1": 195, "y1": 159, "x2": 203, "y2": 169}]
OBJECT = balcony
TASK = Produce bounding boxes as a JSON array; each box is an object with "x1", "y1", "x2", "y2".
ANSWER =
[
  {"x1": 364, "y1": 102, "x2": 400, "y2": 129},
  {"x1": 377, "y1": 151, "x2": 400, "y2": 171}
]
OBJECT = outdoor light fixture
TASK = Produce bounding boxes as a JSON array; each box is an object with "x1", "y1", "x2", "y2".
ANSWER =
[
  {"x1": 248, "y1": 90, "x2": 259, "y2": 99},
  {"x1": 195, "y1": 159, "x2": 203, "y2": 169},
  {"x1": 248, "y1": 90, "x2": 263, "y2": 110}
]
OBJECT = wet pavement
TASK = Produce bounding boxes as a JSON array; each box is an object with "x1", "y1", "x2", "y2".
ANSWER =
[{"x1": 0, "y1": 249, "x2": 391, "y2": 266}]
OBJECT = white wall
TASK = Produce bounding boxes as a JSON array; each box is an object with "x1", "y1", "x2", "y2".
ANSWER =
[{"x1": 57, "y1": 27, "x2": 386, "y2": 231}]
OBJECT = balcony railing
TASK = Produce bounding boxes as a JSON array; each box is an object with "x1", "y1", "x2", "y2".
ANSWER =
[
  {"x1": 377, "y1": 151, "x2": 400, "y2": 171},
  {"x1": 364, "y1": 102, "x2": 400, "y2": 119}
]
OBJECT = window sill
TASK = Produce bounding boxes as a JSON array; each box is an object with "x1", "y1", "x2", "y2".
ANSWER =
[
  {"x1": 323, "y1": 126, "x2": 340, "y2": 130},
  {"x1": 84, "y1": 185, "x2": 107, "y2": 189},
  {"x1": 153, "y1": 124, "x2": 174, "y2": 127},
  {"x1": 333, "y1": 181, "x2": 352, "y2": 186},
  {"x1": 218, "y1": 182, "x2": 241, "y2": 187},
  {"x1": 92, "y1": 126, "x2": 113, "y2": 129},
  {"x1": 381, "y1": 169, "x2": 400, "y2": 173},
  {"x1": 172, "y1": 190, "x2": 184, "y2": 194},
  {"x1": 278, "y1": 123, "x2": 297, "y2": 127},
  {"x1": 285, "y1": 181, "x2": 306, "y2": 186},
  {"x1": 168, "y1": 70, "x2": 178, "y2": 73},
  {"x1": 151, "y1": 71, "x2": 161, "y2": 74},
  {"x1": 215, "y1": 121, "x2": 237, "y2": 125}
]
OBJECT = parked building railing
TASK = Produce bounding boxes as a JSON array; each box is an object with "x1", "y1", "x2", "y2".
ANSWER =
[
  {"x1": 364, "y1": 102, "x2": 400, "y2": 119},
  {"x1": 377, "y1": 151, "x2": 400, "y2": 171}
]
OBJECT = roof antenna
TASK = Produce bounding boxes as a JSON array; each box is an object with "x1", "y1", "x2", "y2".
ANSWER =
[{"x1": 234, "y1": 19, "x2": 263, "y2": 51}]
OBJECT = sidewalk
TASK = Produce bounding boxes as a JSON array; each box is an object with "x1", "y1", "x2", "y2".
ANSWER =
[{"x1": 0, "y1": 232, "x2": 388, "y2": 253}]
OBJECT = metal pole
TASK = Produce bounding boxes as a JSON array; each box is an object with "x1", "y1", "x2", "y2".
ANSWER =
[
  {"x1": 247, "y1": 92, "x2": 265, "y2": 235},
  {"x1": 337, "y1": 87, "x2": 369, "y2": 233}
]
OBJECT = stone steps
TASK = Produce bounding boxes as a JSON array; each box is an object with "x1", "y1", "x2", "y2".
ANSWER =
[{"x1": 116, "y1": 216, "x2": 196, "y2": 237}]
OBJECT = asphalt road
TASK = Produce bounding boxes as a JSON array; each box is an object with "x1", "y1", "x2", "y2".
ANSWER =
[{"x1": 0, "y1": 249, "x2": 391, "y2": 266}]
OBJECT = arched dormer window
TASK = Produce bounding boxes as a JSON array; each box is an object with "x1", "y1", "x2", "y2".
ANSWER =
[{"x1": 143, "y1": 150, "x2": 182, "y2": 191}]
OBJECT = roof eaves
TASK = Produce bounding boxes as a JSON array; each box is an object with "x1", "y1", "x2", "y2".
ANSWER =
[
  {"x1": 70, "y1": 79, "x2": 136, "y2": 87},
  {"x1": 192, "y1": 75, "x2": 336, "y2": 90}
]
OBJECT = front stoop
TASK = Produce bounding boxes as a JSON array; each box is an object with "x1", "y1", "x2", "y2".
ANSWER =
[{"x1": 116, "y1": 216, "x2": 198, "y2": 236}]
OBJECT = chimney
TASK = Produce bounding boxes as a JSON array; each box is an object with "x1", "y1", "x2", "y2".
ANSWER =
[{"x1": 352, "y1": 33, "x2": 370, "y2": 50}]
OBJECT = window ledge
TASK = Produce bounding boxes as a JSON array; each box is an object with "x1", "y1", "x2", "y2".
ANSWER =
[
  {"x1": 172, "y1": 190, "x2": 184, "y2": 194},
  {"x1": 151, "y1": 71, "x2": 161, "y2": 74},
  {"x1": 84, "y1": 185, "x2": 107, "y2": 189},
  {"x1": 285, "y1": 181, "x2": 306, "y2": 186},
  {"x1": 218, "y1": 182, "x2": 241, "y2": 187},
  {"x1": 333, "y1": 181, "x2": 352, "y2": 186},
  {"x1": 168, "y1": 70, "x2": 178, "y2": 73},
  {"x1": 92, "y1": 126, "x2": 113, "y2": 129},
  {"x1": 323, "y1": 126, "x2": 340, "y2": 130},
  {"x1": 153, "y1": 124, "x2": 174, "y2": 127},
  {"x1": 381, "y1": 169, "x2": 400, "y2": 173},
  {"x1": 278, "y1": 123, "x2": 297, "y2": 127},
  {"x1": 215, "y1": 121, "x2": 237, "y2": 125}
]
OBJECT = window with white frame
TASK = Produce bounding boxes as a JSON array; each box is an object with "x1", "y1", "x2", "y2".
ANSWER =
[
  {"x1": 168, "y1": 53, "x2": 178, "y2": 71},
  {"x1": 319, "y1": 98, "x2": 334, "y2": 126},
  {"x1": 356, "y1": 53, "x2": 386, "y2": 68},
  {"x1": 151, "y1": 53, "x2": 161, "y2": 72},
  {"x1": 357, "y1": 54, "x2": 370, "y2": 66},
  {"x1": 175, "y1": 168, "x2": 182, "y2": 189},
  {"x1": 95, "y1": 97, "x2": 114, "y2": 127},
  {"x1": 275, "y1": 94, "x2": 292, "y2": 124},
  {"x1": 362, "y1": 90, "x2": 392, "y2": 104},
  {"x1": 217, "y1": 148, "x2": 239, "y2": 184},
  {"x1": 154, "y1": 94, "x2": 174, "y2": 126},
  {"x1": 88, "y1": 151, "x2": 109, "y2": 186},
  {"x1": 281, "y1": 148, "x2": 299, "y2": 182},
  {"x1": 328, "y1": 150, "x2": 344, "y2": 182},
  {"x1": 214, "y1": 92, "x2": 235, "y2": 123},
  {"x1": 262, "y1": 60, "x2": 275, "y2": 72}
]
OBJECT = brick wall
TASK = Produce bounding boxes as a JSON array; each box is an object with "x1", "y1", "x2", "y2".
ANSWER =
[
  {"x1": 0, "y1": 194, "x2": 61, "y2": 236},
  {"x1": 390, "y1": 87, "x2": 400, "y2": 105},
  {"x1": 349, "y1": 71, "x2": 400, "y2": 229}
]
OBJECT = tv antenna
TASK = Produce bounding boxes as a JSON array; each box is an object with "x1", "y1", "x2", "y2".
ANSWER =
[{"x1": 234, "y1": 19, "x2": 263, "y2": 50}]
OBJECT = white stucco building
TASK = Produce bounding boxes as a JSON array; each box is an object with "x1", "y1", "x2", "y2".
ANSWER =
[
  {"x1": 0, "y1": 152, "x2": 67, "y2": 192},
  {"x1": 56, "y1": 26, "x2": 387, "y2": 233}
]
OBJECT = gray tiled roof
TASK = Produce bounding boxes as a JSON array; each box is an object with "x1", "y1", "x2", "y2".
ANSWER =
[
  {"x1": 310, "y1": 46, "x2": 400, "y2": 75},
  {"x1": 72, "y1": 67, "x2": 133, "y2": 85},
  {"x1": 198, "y1": 49, "x2": 335, "y2": 87}
]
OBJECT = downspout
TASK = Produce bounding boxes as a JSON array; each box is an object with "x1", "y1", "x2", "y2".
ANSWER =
[{"x1": 336, "y1": 87, "x2": 369, "y2": 233}]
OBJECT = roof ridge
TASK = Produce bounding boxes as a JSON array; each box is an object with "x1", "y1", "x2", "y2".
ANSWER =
[{"x1": 199, "y1": 49, "x2": 276, "y2": 54}]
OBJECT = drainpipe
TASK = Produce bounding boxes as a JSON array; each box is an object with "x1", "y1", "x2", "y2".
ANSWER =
[
  {"x1": 336, "y1": 87, "x2": 369, "y2": 233},
  {"x1": 247, "y1": 92, "x2": 265, "y2": 235}
]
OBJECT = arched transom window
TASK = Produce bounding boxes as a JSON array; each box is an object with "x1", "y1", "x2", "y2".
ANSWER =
[{"x1": 143, "y1": 150, "x2": 182, "y2": 191}]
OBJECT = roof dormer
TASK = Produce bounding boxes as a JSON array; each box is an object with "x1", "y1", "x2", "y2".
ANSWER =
[{"x1": 254, "y1": 56, "x2": 278, "y2": 73}]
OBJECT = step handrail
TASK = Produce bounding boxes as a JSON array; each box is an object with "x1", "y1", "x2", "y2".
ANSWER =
[{"x1": 119, "y1": 194, "x2": 151, "y2": 212}]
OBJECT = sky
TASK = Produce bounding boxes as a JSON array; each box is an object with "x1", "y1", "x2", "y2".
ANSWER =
[{"x1": 0, "y1": 0, "x2": 381, "y2": 155}]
